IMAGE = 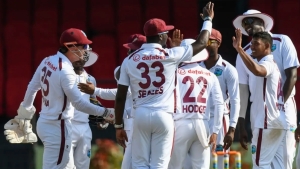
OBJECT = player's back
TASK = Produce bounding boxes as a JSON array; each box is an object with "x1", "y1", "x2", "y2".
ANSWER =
[
  {"x1": 38, "y1": 52, "x2": 75, "y2": 120},
  {"x1": 121, "y1": 43, "x2": 192, "y2": 112},
  {"x1": 174, "y1": 63, "x2": 220, "y2": 120}
]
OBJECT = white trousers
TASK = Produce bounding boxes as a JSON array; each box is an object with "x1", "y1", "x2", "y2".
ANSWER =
[
  {"x1": 121, "y1": 118, "x2": 134, "y2": 169},
  {"x1": 168, "y1": 119, "x2": 210, "y2": 169},
  {"x1": 284, "y1": 97, "x2": 297, "y2": 169},
  {"x1": 71, "y1": 121, "x2": 92, "y2": 169},
  {"x1": 37, "y1": 117, "x2": 75, "y2": 169},
  {"x1": 131, "y1": 108, "x2": 174, "y2": 169},
  {"x1": 297, "y1": 142, "x2": 300, "y2": 169},
  {"x1": 251, "y1": 128, "x2": 287, "y2": 169}
]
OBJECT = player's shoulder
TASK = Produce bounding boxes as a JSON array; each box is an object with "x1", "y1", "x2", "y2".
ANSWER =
[
  {"x1": 271, "y1": 33, "x2": 292, "y2": 44},
  {"x1": 221, "y1": 59, "x2": 237, "y2": 72}
]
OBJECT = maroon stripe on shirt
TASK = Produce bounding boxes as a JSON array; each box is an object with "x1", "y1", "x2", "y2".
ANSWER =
[
  {"x1": 57, "y1": 120, "x2": 65, "y2": 165},
  {"x1": 155, "y1": 48, "x2": 169, "y2": 56},
  {"x1": 255, "y1": 128, "x2": 263, "y2": 166},
  {"x1": 59, "y1": 57, "x2": 62, "y2": 70},
  {"x1": 128, "y1": 48, "x2": 144, "y2": 59},
  {"x1": 173, "y1": 70, "x2": 177, "y2": 113},
  {"x1": 272, "y1": 37, "x2": 282, "y2": 42},
  {"x1": 263, "y1": 78, "x2": 268, "y2": 129},
  {"x1": 244, "y1": 44, "x2": 251, "y2": 51}
]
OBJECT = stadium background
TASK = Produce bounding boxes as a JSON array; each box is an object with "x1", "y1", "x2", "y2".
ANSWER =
[{"x1": 0, "y1": 0, "x2": 299, "y2": 168}]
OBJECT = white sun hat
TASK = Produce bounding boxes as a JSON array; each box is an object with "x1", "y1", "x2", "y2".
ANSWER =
[
  {"x1": 84, "y1": 45, "x2": 99, "y2": 67},
  {"x1": 232, "y1": 9, "x2": 274, "y2": 36},
  {"x1": 180, "y1": 39, "x2": 209, "y2": 63}
]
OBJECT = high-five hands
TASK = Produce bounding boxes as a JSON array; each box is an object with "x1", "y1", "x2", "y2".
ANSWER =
[
  {"x1": 200, "y1": 2, "x2": 214, "y2": 20},
  {"x1": 168, "y1": 29, "x2": 183, "y2": 47},
  {"x1": 232, "y1": 28, "x2": 243, "y2": 50}
]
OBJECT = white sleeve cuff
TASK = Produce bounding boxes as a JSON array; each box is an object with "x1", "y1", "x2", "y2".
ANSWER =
[{"x1": 200, "y1": 21, "x2": 212, "y2": 34}]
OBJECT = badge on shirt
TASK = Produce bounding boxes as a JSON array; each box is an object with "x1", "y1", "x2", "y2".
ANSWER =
[
  {"x1": 214, "y1": 68, "x2": 223, "y2": 76},
  {"x1": 87, "y1": 149, "x2": 91, "y2": 158},
  {"x1": 271, "y1": 44, "x2": 276, "y2": 52},
  {"x1": 251, "y1": 145, "x2": 256, "y2": 154}
]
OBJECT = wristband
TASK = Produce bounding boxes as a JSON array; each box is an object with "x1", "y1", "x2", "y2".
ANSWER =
[
  {"x1": 203, "y1": 16, "x2": 212, "y2": 22},
  {"x1": 200, "y1": 21, "x2": 212, "y2": 34},
  {"x1": 114, "y1": 124, "x2": 124, "y2": 129}
]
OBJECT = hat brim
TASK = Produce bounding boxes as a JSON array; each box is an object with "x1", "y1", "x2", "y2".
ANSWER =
[
  {"x1": 182, "y1": 49, "x2": 209, "y2": 63},
  {"x1": 123, "y1": 43, "x2": 139, "y2": 50},
  {"x1": 164, "y1": 25, "x2": 174, "y2": 32},
  {"x1": 232, "y1": 13, "x2": 274, "y2": 36},
  {"x1": 84, "y1": 51, "x2": 98, "y2": 67}
]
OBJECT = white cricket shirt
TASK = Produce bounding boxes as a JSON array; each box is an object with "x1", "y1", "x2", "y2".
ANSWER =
[
  {"x1": 248, "y1": 55, "x2": 287, "y2": 129},
  {"x1": 173, "y1": 63, "x2": 224, "y2": 134},
  {"x1": 199, "y1": 55, "x2": 240, "y2": 128},
  {"x1": 22, "y1": 52, "x2": 107, "y2": 120},
  {"x1": 118, "y1": 43, "x2": 193, "y2": 112},
  {"x1": 72, "y1": 72, "x2": 97, "y2": 123},
  {"x1": 236, "y1": 33, "x2": 299, "y2": 127}
]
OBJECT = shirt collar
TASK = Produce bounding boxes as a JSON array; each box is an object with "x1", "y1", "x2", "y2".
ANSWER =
[
  {"x1": 260, "y1": 54, "x2": 273, "y2": 61},
  {"x1": 141, "y1": 43, "x2": 163, "y2": 49},
  {"x1": 199, "y1": 54, "x2": 223, "y2": 68},
  {"x1": 215, "y1": 55, "x2": 223, "y2": 66},
  {"x1": 57, "y1": 51, "x2": 73, "y2": 67}
]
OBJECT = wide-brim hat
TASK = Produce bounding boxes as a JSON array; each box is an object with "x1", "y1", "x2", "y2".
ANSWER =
[{"x1": 232, "y1": 9, "x2": 274, "y2": 36}]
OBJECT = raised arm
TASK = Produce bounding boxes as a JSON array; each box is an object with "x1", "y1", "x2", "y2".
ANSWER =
[
  {"x1": 191, "y1": 2, "x2": 214, "y2": 56},
  {"x1": 233, "y1": 29, "x2": 267, "y2": 77}
]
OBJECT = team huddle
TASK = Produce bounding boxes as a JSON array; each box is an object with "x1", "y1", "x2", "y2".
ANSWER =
[{"x1": 2, "y1": 1, "x2": 300, "y2": 169}]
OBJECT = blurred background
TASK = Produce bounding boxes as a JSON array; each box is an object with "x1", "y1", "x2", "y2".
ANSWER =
[{"x1": 0, "y1": 0, "x2": 299, "y2": 168}]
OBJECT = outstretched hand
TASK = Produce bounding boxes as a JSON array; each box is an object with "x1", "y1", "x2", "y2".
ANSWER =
[
  {"x1": 168, "y1": 29, "x2": 183, "y2": 47},
  {"x1": 232, "y1": 28, "x2": 243, "y2": 50},
  {"x1": 200, "y1": 1, "x2": 214, "y2": 20}
]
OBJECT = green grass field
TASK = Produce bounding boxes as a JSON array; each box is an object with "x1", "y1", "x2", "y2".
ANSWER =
[{"x1": 34, "y1": 142, "x2": 298, "y2": 169}]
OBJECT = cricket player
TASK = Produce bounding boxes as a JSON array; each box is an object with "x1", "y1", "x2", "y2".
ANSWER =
[
  {"x1": 4, "y1": 28, "x2": 115, "y2": 169},
  {"x1": 78, "y1": 34, "x2": 146, "y2": 169},
  {"x1": 168, "y1": 39, "x2": 224, "y2": 169},
  {"x1": 199, "y1": 28, "x2": 240, "y2": 169},
  {"x1": 71, "y1": 50, "x2": 98, "y2": 169},
  {"x1": 233, "y1": 29, "x2": 287, "y2": 168},
  {"x1": 233, "y1": 10, "x2": 299, "y2": 169},
  {"x1": 114, "y1": 2, "x2": 214, "y2": 169}
]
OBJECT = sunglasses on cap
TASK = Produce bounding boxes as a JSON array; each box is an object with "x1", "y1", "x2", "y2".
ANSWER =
[
  {"x1": 207, "y1": 39, "x2": 218, "y2": 46},
  {"x1": 242, "y1": 17, "x2": 262, "y2": 27}
]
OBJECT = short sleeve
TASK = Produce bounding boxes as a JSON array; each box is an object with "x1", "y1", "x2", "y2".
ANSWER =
[
  {"x1": 236, "y1": 54, "x2": 249, "y2": 85},
  {"x1": 281, "y1": 35, "x2": 300, "y2": 69},
  {"x1": 169, "y1": 45, "x2": 193, "y2": 64},
  {"x1": 118, "y1": 57, "x2": 130, "y2": 86},
  {"x1": 259, "y1": 60, "x2": 274, "y2": 77}
]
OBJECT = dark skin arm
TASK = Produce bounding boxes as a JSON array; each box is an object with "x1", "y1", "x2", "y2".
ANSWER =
[
  {"x1": 223, "y1": 127, "x2": 235, "y2": 150},
  {"x1": 233, "y1": 29, "x2": 268, "y2": 77},
  {"x1": 237, "y1": 117, "x2": 248, "y2": 150},
  {"x1": 114, "y1": 84, "x2": 129, "y2": 148},
  {"x1": 283, "y1": 67, "x2": 297, "y2": 103},
  {"x1": 191, "y1": 2, "x2": 214, "y2": 56}
]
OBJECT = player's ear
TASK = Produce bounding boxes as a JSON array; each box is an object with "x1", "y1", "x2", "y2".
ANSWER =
[{"x1": 159, "y1": 34, "x2": 164, "y2": 41}]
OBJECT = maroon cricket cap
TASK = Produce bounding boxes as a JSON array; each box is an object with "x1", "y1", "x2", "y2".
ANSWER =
[
  {"x1": 210, "y1": 29, "x2": 222, "y2": 43},
  {"x1": 123, "y1": 34, "x2": 146, "y2": 50},
  {"x1": 59, "y1": 28, "x2": 92, "y2": 46},
  {"x1": 143, "y1": 18, "x2": 174, "y2": 36}
]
